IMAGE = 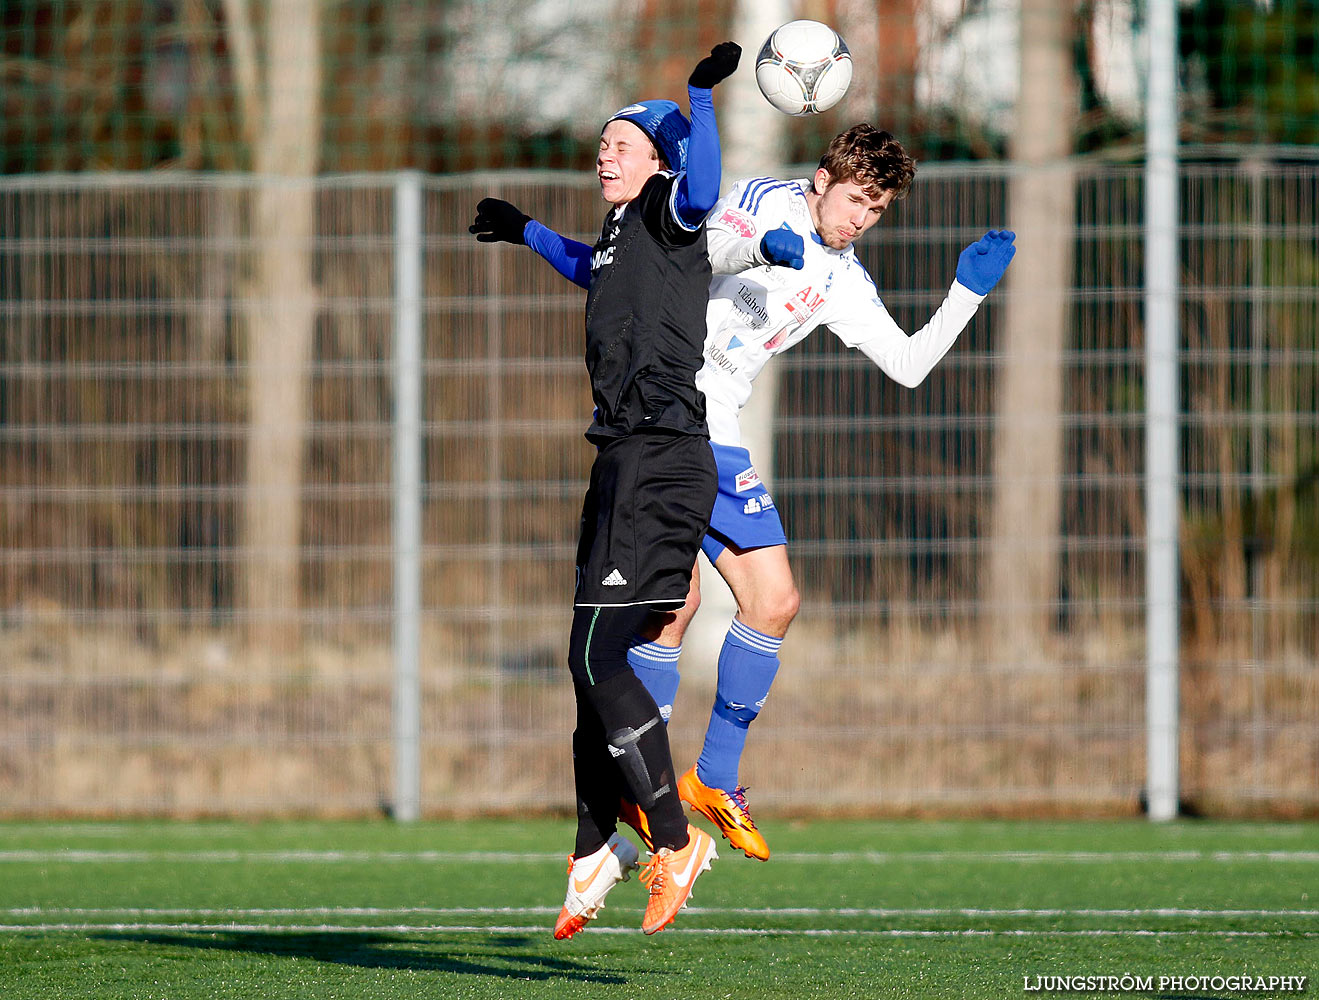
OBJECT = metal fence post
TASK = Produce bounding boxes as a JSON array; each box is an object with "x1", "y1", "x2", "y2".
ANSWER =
[
  {"x1": 1144, "y1": 0, "x2": 1180, "y2": 822},
  {"x1": 393, "y1": 170, "x2": 423, "y2": 821}
]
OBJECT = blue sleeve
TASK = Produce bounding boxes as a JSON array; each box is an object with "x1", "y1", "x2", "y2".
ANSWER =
[
  {"x1": 523, "y1": 219, "x2": 593, "y2": 290},
  {"x1": 672, "y1": 85, "x2": 721, "y2": 228}
]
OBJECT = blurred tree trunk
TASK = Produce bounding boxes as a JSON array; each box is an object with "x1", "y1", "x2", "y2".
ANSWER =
[
  {"x1": 720, "y1": 0, "x2": 791, "y2": 472},
  {"x1": 223, "y1": 0, "x2": 322, "y2": 651},
  {"x1": 684, "y1": 0, "x2": 791, "y2": 675},
  {"x1": 986, "y1": 0, "x2": 1078, "y2": 660},
  {"x1": 837, "y1": 0, "x2": 919, "y2": 130}
]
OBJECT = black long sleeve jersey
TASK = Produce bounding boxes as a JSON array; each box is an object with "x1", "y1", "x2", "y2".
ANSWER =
[{"x1": 582, "y1": 171, "x2": 711, "y2": 443}]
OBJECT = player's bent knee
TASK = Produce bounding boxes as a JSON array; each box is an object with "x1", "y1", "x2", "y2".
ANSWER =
[
  {"x1": 777, "y1": 585, "x2": 801, "y2": 626},
  {"x1": 675, "y1": 586, "x2": 701, "y2": 629},
  {"x1": 745, "y1": 586, "x2": 800, "y2": 635},
  {"x1": 639, "y1": 583, "x2": 700, "y2": 645}
]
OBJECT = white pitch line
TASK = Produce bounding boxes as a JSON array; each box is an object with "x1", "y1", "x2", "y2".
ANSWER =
[
  {"x1": 4, "y1": 906, "x2": 1317, "y2": 919},
  {"x1": 0, "y1": 850, "x2": 561, "y2": 863},
  {"x1": 2, "y1": 822, "x2": 1310, "y2": 839},
  {"x1": 0, "y1": 922, "x2": 1314, "y2": 939},
  {"x1": 774, "y1": 850, "x2": 1319, "y2": 863},
  {"x1": 2, "y1": 849, "x2": 1318, "y2": 863}
]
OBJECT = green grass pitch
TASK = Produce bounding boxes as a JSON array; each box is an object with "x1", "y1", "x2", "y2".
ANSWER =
[{"x1": 1, "y1": 817, "x2": 1315, "y2": 999}]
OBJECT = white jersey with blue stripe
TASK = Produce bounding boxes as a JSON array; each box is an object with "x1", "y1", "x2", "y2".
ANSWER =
[{"x1": 697, "y1": 176, "x2": 987, "y2": 449}]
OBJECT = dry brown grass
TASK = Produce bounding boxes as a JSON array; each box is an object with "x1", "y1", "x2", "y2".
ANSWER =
[{"x1": 3, "y1": 617, "x2": 1315, "y2": 818}]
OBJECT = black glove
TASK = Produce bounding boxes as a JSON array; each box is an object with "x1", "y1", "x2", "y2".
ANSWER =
[
  {"x1": 688, "y1": 41, "x2": 741, "y2": 89},
  {"x1": 469, "y1": 198, "x2": 530, "y2": 245}
]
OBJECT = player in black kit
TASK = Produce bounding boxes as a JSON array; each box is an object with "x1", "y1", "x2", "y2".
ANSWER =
[{"x1": 469, "y1": 41, "x2": 740, "y2": 937}]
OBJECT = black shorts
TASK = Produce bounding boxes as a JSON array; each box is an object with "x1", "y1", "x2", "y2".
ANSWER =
[{"x1": 574, "y1": 433, "x2": 716, "y2": 609}]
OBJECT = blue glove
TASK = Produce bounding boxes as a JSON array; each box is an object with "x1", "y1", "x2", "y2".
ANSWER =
[
  {"x1": 955, "y1": 229, "x2": 1016, "y2": 294},
  {"x1": 760, "y1": 224, "x2": 805, "y2": 270}
]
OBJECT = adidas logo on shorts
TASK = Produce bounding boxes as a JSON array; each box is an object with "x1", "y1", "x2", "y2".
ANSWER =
[{"x1": 601, "y1": 569, "x2": 627, "y2": 587}]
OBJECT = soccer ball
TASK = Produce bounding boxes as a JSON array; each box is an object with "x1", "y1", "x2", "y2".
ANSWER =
[{"x1": 755, "y1": 20, "x2": 853, "y2": 117}]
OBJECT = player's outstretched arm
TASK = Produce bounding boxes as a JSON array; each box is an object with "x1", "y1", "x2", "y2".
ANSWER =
[
  {"x1": 469, "y1": 197, "x2": 593, "y2": 289},
  {"x1": 674, "y1": 42, "x2": 741, "y2": 227},
  {"x1": 830, "y1": 230, "x2": 1017, "y2": 388}
]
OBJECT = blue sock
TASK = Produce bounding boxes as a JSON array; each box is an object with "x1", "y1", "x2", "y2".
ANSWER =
[
  {"x1": 627, "y1": 639, "x2": 681, "y2": 723},
  {"x1": 696, "y1": 620, "x2": 782, "y2": 790}
]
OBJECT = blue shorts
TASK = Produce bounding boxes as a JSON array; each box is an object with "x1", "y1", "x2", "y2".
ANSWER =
[{"x1": 700, "y1": 442, "x2": 788, "y2": 562}]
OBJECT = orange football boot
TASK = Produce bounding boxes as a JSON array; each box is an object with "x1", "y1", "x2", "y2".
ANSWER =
[
  {"x1": 638, "y1": 824, "x2": 718, "y2": 935},
  {"x1": 553, "y1": 832, "x2": 639, "y2": 940},
  {"x1": 677, "y1": 765, "x2": 769, "y2": 861}
]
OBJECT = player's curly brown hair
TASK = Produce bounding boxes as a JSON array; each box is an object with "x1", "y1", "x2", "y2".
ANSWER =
[{"x1": 817, "y1": 124, "x2": 917, "y2": 199}]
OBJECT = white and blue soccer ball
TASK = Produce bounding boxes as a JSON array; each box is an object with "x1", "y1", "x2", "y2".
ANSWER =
[{"x1": 755, "y1": 20, "x2": 853, "y2": 117}]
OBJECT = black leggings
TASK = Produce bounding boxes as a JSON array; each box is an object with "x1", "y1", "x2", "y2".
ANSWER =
[
  {"x1": 567, "y1": 604, "x2": 688, "y2": 853},
  {"x1": 567, "y1": 604, "x2": 654, "y2": 687}
]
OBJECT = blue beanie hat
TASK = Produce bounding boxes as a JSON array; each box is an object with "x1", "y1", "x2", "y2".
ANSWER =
[{"x1": 604, "y1": 100, "x2": 690, "y2": 174}]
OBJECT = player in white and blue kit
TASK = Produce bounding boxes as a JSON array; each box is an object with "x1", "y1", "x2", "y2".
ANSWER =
[{"x1": 621, "y1": 125, "x2": 1018, "y2": 860}]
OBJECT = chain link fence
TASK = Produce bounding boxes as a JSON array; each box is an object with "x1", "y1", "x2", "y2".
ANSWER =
[{"x1": 2, "y1": 164, "x2": 1315, "y2": 816}]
